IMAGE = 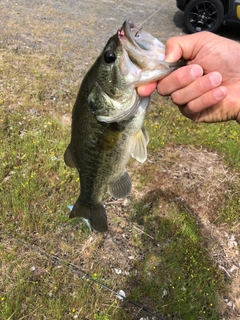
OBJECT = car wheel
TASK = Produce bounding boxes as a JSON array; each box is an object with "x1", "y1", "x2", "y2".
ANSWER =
[{"x1": 184, "y1": 0, "x2": 224, "y2": 33}]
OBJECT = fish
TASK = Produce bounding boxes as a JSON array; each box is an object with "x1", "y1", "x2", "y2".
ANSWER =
[{"x1": 64, "y1": 20, "x2": 185, "y2": 232}]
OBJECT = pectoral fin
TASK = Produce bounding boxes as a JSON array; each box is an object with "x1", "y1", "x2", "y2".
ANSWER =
[
  {"x1": 108, "y1": 171, "x2": 132, "y2": 199},
  {"x1": 97, "y1": 124, "x2": 123, "y2": 151},
  {"x1": 130, "y1": 127, "x2": 149, "y2": 163}
]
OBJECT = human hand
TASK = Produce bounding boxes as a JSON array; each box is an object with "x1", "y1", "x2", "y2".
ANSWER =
[{"x1": 137, "y1": 32, "x2": 240, "y2": 124}]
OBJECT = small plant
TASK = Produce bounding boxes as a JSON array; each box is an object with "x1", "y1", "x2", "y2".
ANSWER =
[{"x1": 1, "y1": 7, "x2": 239, "y2": 319}]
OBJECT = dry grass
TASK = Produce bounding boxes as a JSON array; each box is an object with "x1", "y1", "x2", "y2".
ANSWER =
[
  {"x1": 1, "y1": 1, "x2": 240, "y2": 319},
  {"x1": 133, "y1": 144, "x2": 240, "y2": 317}
]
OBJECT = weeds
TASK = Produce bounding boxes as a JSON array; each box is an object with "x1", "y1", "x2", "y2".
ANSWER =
[
  {"x1": 1, "y1": 3, "x2": 239, "y2": 319},
  {"x1": 129, "y1": 203, "x2": 224, "y2": 319},
  {"x1": 147, "y1": 100, "x2": 240, "y2": 170}
]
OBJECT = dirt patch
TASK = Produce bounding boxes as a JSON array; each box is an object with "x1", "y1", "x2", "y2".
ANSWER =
[
  {"x1": 70, "y1": 144, "x2": 240, "y2": 318},
  {"x1": 129, "y1": 145, "x2": 240, "y2": 318},
  {"x1": 25, "y1": 144, "x2": 238, "y2": 318},
  {"x1": 1, "y1": 0, "x2": 239, "y2": 318}
]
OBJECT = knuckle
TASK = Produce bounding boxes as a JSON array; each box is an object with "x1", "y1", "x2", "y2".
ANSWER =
[{"x1": 171, "y1": 91, "x2": 180, "y2": 104}]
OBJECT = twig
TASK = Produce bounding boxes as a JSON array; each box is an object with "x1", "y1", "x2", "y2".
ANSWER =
[
  {"x1": 18, "y1": 305, "x2": 43, "y2": 320},
  {"x1": 133, "y1": 225, "x2": 155, "y2": 240}
]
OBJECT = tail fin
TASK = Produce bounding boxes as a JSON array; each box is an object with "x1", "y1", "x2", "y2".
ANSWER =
[{"x1": 69, "y1": 199, "x2": 108, "y2": 232}]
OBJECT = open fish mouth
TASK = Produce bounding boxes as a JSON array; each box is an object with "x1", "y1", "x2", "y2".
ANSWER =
[
  {"x1": 118, "y1": 20, "x2": 166, "y2": 68},
  {"x1": 118, "y1": 20, "x2": 152, "y2": 49},
  {"x1": 118, "y1": 20, "x2": 140, "y2": 47}
]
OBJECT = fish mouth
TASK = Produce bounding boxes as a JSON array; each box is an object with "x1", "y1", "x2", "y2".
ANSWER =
[
  {"x1": 119, "y1": 20, "x2": 165, "y2": 50},
  {"x1": 117, "y1": 20, "x2": 166, "y2": 69},
  {"x1": 118, "y1": 20, "x2": 140, "y2": 47},
  {"x1": 118, "y1": 20, "x2": 151, "y2": 50}
]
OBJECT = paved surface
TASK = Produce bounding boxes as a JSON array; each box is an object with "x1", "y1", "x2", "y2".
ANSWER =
[
  {"x1": 1, "y1": 0, "x2": 240, "y2": 80},
  {"x1": 0, "y1": 0, "x2": 185, "y2": 77},
  {"x1": 1, "y1": 0, "x2": 240, "y2": 91}
]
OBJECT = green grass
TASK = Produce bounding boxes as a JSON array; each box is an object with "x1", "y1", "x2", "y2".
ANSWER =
[
  {"x1": 147, "y1": 97, "x2": 240, "y2": 169},
  {"x1": 146, "y1": 99, "x2": 240, "y2": 226},
  {"x1": 129, "y1": 202, "x2": 224, "y2": 319},
  {"x1": 1, "y1": 23, "x2": 240, "y2": 320},
  {"x1": 0, "y1": 242, "x2": 120, "y2": 319},
  {"x1": 2, "y1": 90, "x2": 239, "y2": 318}
]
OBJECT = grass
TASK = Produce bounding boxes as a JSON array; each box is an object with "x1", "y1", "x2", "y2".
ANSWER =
[
  {"x1": 0, "y1": 241, "x2": 120, "y2": 319},
  {"x1": 146, "y1": 99, "x2": 240, "y2": 225},
  {"x1": 1, "y1": 11, "x2": 240, "y2": 320},
  {"x1": 147, "y1": 96, "x2": 240, "y2": 170},
  {"x1": 129, "y1": 202, "x2": 225, "y2": 319}
]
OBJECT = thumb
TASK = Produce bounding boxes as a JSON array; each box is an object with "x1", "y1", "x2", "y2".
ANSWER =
[
  {"x1": 164, "y1": 33, "x2": 207, "y2": 62},
  {"x1": 164, "y1": 37, "x2": 184, "y2": 62}
]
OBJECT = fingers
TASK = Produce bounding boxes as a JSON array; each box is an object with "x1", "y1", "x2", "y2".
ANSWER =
[
  {"x1": 157, "y1": 66, "x2": 228, "y2": 122},
  {"x1": 157, "y1": 65, "x2": 203, "y2": 96},
  {"x1": 170, "y1": 71, "x2": 223, "y2": 106},
  {"x1": 137, "y1": 82, "x2": 157, "y2": 97},
  {"x1": 179, "y1": 86, "x2": 228, "y2": 122},
  {"x1": 164, "y1": 32, "x2": 211, "y2": 62},
  {"x1": 157, "y1": 67, "x2": 226, "y2": 112},
  {"x1": 164, "y1": 37, "x2": 185, "y2": 62}
]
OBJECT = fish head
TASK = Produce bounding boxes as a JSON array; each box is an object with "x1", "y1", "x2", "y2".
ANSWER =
[
  {"x1": 88, "y1": 32, "x2": 143, "y2": 123},
  {"x1": 90, "y1": 33, "x2": 140, "y2": 97},
  {"x1": 88, "y1": 21, "x2": 185, "y2": 123}
]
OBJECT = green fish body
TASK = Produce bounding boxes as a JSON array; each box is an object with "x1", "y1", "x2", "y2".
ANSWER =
[{"x1": 64, "y1": 21, "x2": 184, "y2": 232}]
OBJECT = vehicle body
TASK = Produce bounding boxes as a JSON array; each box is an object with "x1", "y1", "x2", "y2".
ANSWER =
[{"x1": 177, "y1": 0, "x2": 240, "y2": 33}]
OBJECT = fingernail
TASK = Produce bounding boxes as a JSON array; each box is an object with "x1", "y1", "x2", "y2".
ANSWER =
[
  {"x1": 164, "y1": 54, "x2": 174, "y2": 62},
  {"x1": 213, "y1": 87, "x2": 226, "y2": 100},
  {"x1": 190, "y1": 65, "x2": 203, "y2": 79},
  {"x1": 209, "y1": 73, "x2": 222, "y2": 86}
]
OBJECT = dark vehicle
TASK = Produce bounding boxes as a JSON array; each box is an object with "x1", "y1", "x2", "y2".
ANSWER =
[{"x1": 177, "y1": 0, "x2": 240, "y2": 33}]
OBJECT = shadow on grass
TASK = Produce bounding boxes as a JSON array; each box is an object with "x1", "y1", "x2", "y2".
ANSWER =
[{"x1": 120, "y1": 188, "x2": 225, "y2": 320}]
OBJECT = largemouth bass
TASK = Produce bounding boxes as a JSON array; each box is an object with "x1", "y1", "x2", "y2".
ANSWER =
[{"x1": 64, "y1": 20, "x2": 184, "y2": 232}]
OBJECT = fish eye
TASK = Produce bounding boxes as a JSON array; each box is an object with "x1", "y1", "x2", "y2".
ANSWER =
[{"x1": 104, "y1": 50, "x2": 116, "y2": 64}]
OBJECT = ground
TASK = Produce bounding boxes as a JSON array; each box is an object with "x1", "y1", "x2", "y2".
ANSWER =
[{"x1": 0, "y1": 0, "x2": 239, "y2": 319}]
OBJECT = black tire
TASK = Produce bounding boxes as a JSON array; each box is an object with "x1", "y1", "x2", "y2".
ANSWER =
[{"x1": 184, "y1": 0, "x2": 224, "y2": 33}]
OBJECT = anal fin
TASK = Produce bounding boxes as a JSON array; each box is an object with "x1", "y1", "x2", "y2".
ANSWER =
[{"x1": 108, "y1": 171, "x2": 132, "y2": 199}]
